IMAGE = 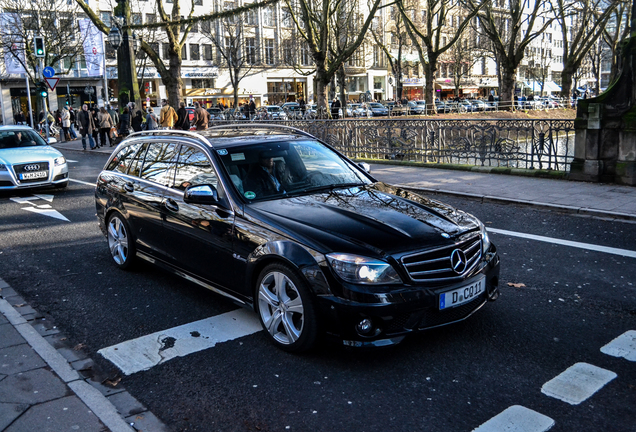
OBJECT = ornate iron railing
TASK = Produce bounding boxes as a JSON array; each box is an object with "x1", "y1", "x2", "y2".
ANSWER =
[{"x1": 215, "y1": 118, "x2": 576, "y2": 171}]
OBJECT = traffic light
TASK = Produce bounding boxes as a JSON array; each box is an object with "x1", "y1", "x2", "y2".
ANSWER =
[
  {"x1": 33, "y1": 37, "x2": 45, "y2": 58},
  {"x1": 108, "y1": 87, "x2": 114, "y2": 100},
  {"x1": 70, "y1": 94, "x2": 76, "y2": 105},
  {"x1": 36, "y1": 82, "x2": 48, "y2": 98},
  {"x1": 65, "y1": 95, "x2": 70, "y2": 105}
]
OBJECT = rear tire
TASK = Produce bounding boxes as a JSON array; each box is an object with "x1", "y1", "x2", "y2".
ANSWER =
[
  {"x1": 255, "y1": 263, "x2": 318, "y2": 352},
  {"x1": 107, "y1": 213, "x2": 136, "y2": 270}
]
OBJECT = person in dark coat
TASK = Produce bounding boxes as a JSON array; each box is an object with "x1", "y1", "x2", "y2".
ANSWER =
[
  {"x1": 131, "y1": 110, "x2": 144, "y2": 132},
  {"x1": 174, "y1": 101, "x2": 190, "y2": 130},
  {"x1": 91, "y1": 108, "x2": 101, "y2": 147},
  {"x1": 244, "y1": 153, "x2": 287, "y2": 198},
  {"x1": 118, "y1": 107, "x2": 131, "y2": 137},
  {"x1": 77, "y1": 104, "x2": 97, "y2": 150},
  {"x1": 331, "y1": 98, "x2": 341, "y2": 119}
]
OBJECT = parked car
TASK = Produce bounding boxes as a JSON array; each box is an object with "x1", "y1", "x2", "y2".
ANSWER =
[
  {"x1": 349, "y1": 103, "x2": 371, "y2": 117},
  {"x1": 367, "y1": 102, "x2": 389, "y2": 116},
  {"x1": 435, "y1": 101, "x2": 451, "y2": 113},
  {"x1": 468, "y1": 99, "x2": 489, "y2": 111},
  {"x1": 207, "y1": 107, "x2": 226, "y2": 120},
  {"x1": 457, "y1": 100, "x2": 476, "y2": 113},
  {"x1": 266, "y1": 105, "x2": 288, "y2": 120},
  {"x1": 185, "y1": 107, "x2": 196, "y2": 123},
  {"x1": 95, "y1": 125, "x2": 500, "y2": 351},
  {"x1": 0, "y1": 126, "x2": 68, "y2": 190},
  {"x1": 407, "y1": 101, "x2": 426, "y2": 115}
]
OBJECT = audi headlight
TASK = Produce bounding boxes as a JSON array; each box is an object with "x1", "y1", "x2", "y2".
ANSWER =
[
  {"x1": 326, "y1": 253, "x2": 402, "y2": 284},
  {"x1": 479, "y1": 221, "x2": 491, "y2": 254},
  {"x1": 54, "y1": 156, "x2": 66, "y2": 166},
  {"x1": 0, "y1": 163, "x2": 6, "y2": 171}
]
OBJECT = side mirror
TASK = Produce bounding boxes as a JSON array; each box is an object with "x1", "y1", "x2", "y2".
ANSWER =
[
  {"x1": 184, "y1": 184, "x2": 219, "y2": 205},
  {"x1": 47, "y1": 137, "x2": 58, "y2": 144},
  {"x1": 358, "y1": 162, "x2": 371, "y2": 173}
]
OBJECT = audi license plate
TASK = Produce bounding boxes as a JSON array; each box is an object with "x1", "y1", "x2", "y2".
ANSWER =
[
  {"x1": 439, "y1": 276, "x2": 485, "y2": 310},
  {"x1": 20, "y1": 171, "x2": 47, "y2": 180}
]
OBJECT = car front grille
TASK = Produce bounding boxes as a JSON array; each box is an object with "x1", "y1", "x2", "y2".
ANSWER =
[
  {"x1": 401, "y1": 233, "x2": 482, "y2": 283},
  {"x1": 12, "y1": 162, "x2": 50, "y2": 183}
]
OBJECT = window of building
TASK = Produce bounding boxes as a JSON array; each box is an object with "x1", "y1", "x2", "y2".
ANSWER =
[
  {"x1": 201, "y1": 21, "x2": 210, "y2": 33},
  {"x1": 281, "y1": 8, "x2": 292, "y2": 27},
  {"x1": 246, "y1": 38, "x2": 256, "y2": 64},
  {"x1": 263, "y1": 6, "x2": 274, "y2": 26},
  {"x1": 203, "y1": 44, "x2": 213, "y2": 60},
  {"x1": 182, "y1": 44, "x2": 187, "y2": 60},
  {"x1": 194, "y1": 0, "x2": 203, "y2": 5},
  {"x1": 146, "y1": 14, "x2": 156, "y2": 24},
  {"x1": 100, "y1": 12, "x2": 111, "y2": 28},
  {"x1": 162, "y1": 43, "x2": 169, "y2": 59},
  {"x1": 245, "y1": 5, "x2": 258, "y2": 25},
  {"x1": 301, "y1": 43, "x2": 311, "y2": 66},
  {"x1": 192, "y1": 79, "x2": 213, "y2": 89},
  {"x1": 132, "y1": 13, "x2": 142, "y2": 25},
  {"x1": 264, "y1": 39, "x2": 275, "y2": 64},
  {"x1": 190, "y1": 44, "x2": 200, "y2": 60}
]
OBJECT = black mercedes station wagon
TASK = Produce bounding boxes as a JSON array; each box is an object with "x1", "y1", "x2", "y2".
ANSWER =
[{"x1": 95, "y1": 125, "x2": 500, "y2": 351}]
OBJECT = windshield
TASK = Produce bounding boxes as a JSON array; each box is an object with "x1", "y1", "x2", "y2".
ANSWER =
[
  {"x1": 217, "y1": 139, "x2": 372, "y2": 201},
  {"x1": 369, "y1": 103, "x2": 384, "y2": 108},
  {"x1": 0, "y1": 129, "x2": 47, "y2": 149},
  {"x1": 267, "y1": 107, "x2": 281, "y2": 112}
]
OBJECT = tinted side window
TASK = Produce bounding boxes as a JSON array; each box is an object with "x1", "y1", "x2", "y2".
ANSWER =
[
  {"x1": 173, "y1": 146, "x2": 218, "y2": 191},
  {"x1": 128, "y1": 143, "x2": 149, "y2": 177},
  {"x1": 140, "y1": 143, "x2": 178, "y2": 185},
  {"x1": 107, "y1": 142, "x2": 143, "y2": 174}
]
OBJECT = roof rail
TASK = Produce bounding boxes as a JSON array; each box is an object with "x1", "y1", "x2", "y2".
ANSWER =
[
  {"x1": 126, "y1": 129, "x2": 211, "y2": 144},
  {"x1": 207, "y1": 123, "x2": 317, "y2": 140}
]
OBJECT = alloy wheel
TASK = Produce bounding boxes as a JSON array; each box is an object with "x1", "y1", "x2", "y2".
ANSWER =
[
  {"x1": 107, "y1": 216, "x2": 129, "y2": 266},
  {"x1": 258, "y1": 271, "x2": 305, "y2": 345}
]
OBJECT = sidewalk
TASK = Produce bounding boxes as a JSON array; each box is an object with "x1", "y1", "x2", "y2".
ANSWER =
[
  {"x1": 0, "y1": 278, "x2": 167, "y2": 432},
  {"x1": 368, "y1": 163, "x2": 636, "y2": 222}
]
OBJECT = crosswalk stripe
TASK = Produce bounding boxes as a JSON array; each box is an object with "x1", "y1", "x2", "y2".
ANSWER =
[
  {"x1": 98, "y1": 309, "x2": 262, "y2": 375},
  {"x1": 472, "y1": 405, "x2": 554, "y2": 432},
  {"x1": 69, "y1": 178, "x2": 95, "y2": 186},
  {"x1": 540, "y1": 362, "x2": 617, "y2": 405},
  {"x1": 601, "y1": 330, "x2": 636, "y2": 361},
  {"x1": 489, "y1": 228, "x2": 636, "y2": 259}
]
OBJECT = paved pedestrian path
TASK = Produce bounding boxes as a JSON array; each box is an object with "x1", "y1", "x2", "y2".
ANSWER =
[{"x1": 0, "y1": 278, "x2": 168, "y2": 432}]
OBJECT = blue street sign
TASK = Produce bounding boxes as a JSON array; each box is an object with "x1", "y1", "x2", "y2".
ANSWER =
[{"x1": 43, "y1": 67, "x2": 55, "y2": 78}]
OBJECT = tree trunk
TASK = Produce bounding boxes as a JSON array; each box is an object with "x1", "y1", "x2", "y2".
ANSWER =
[
  {"x1": 499, "y1": 66, "x2": 516, "y2": 110},
  {"x1": 424, "y1": 61, "x2": 437, "y2": 114},
  {"x1": 560, "y1": 69, "x2": 574, "y2": 99},
  {"x1": 164, "y1": 51, "x2": 183, "y2": 108},
  {"x1": 338, "y1": 67, "x2": 346, "y2": 117},
  {"x1": 315, "y1": 66, "x2": 330, "y2": 118}
]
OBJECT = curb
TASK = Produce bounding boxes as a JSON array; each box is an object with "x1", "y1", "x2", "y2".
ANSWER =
[
  {"x1": 0, "y1": 277, "x2": 168, "y2": 432},
  {"x1": 396, "y1": 184, "x2": 636, "y2": 223}
]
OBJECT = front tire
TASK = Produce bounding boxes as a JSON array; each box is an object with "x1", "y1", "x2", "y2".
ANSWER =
[
  {"x1": 255, "y1": 263, "x2": 318, "y2": 352},
  {"x1": 107, "y1": 213, "x2": 136, "y2": 270}
]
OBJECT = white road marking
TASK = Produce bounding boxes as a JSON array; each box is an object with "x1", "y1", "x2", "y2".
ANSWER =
[
  {"x1": 601, "y1": 330, "x2": 636, "y2": 362},
  {"x1": 66, "y1": 159, "x2": 78, "y2": 163},
  {"x1": 472, "y1": 405, "x2": 555, "y2": 432},
  {"x1": 541, "y1": 362, "x2": 617, "y2": 405},
  {"x1": 69, "y1": 178, "x2": 95, "y2": 186},
  {"x1": 489, "y1": 228, "x2": 636, "y2": 259},
  {"x1": 10, "y1": 195, "x2": 69, "y2": 221},
  {"x1": 98, "y1": 308, "x2": 262, "y2": 375}
]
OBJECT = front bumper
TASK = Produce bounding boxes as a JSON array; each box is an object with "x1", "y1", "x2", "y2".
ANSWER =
[
  {"x1": 0, "y1": 162, "x2": 68, "y2": 190},
  {"x1": 314, "y1": 246, "x2": 501, "y2": 347}
]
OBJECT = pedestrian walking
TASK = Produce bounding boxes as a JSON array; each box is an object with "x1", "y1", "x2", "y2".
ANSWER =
[
  {"x1": 107, "y1": 105, "x2": 119, "y2": 127},
  {"x1": 77, "y1": 104, "x2": 97, "y2": 150},
  {"x1": 248, "y1": 98, "x2": 256, "y2": 120},
  {"x1": 118, "y1": 107, "x2": 131, "y2": 139},
  {"x1": 145, "y1": 107, "x2": 158, "y2": 130},
  {"x1": 68, "y1": 107, "x2": 78, "y2": 139},
  {"x1": 193, "y1": 102, "x2": 210, "y2": 130},
  {"x1": 159, "y1": 99, "x2": 178, "y2": 129},
  {"x1": 91, "y1": 108, "x2": 101, "y2": 147},
  {"x1": 174, "y1": 101, "x2": 190, "y2": 131},
  {"x1": 60, "y1": 106, "x2": 71, "y2": 141},
  {"x1": 98, "y1": 107, "x2": 115, "y2": 147},
  {"x1": 331, "y1": 98, "x2": 341, "y2": 119},
  {"x1": 131, "y1": 110, "x2": 144, "y2": 132}
]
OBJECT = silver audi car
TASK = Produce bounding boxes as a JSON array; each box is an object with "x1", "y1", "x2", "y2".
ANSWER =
[{"x1": 0, "y1": 126, "x2": 68, "y2": 190}]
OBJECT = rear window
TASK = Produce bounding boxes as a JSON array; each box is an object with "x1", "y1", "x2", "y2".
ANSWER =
[{"x1": 107, "y1": 142, "x2": 144, "y2": 174}]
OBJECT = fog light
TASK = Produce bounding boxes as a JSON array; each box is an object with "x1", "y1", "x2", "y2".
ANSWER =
[{"x1": 356, "y1": 318, "x2": 374, "y2": 335}]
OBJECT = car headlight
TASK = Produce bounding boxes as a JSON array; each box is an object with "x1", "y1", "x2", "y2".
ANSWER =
[
  {"x1": 54, "y1": 156, "x2": 66, "y2": 166},
  {"x1": 479, "y1": 221, "x2": 491, "y2": 254},
  {"x1": 0, "y1": 163, "x2": 6, "y2": 171},
  {"x1": 326, "y1": 253, "x2": 402, "y2": 284}
]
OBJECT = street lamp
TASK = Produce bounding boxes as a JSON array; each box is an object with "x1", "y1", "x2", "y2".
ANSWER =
[{"x1": 106, "y1": 0, "x2": 140, "y2": 110}]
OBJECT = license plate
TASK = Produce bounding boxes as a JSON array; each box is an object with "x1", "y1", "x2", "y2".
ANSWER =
[
  {"x1": 439, "y1": 277, "x2": 485, "y2": 310},
  {"x1": 20, "y1": 171, "x2": 47, "y2": 180}
]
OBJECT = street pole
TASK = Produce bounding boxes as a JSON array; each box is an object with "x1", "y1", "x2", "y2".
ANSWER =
[
  {"x1": 115, "y1": 0, "x2": 140, "y2": 111},
  {"x1": 25, "y1": 75, "x2": 34, "y2": 127}
]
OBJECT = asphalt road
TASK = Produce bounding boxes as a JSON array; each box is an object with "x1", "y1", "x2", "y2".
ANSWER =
[{"x1": 0, "y1": 148, "x2": 634, "y2": 432}]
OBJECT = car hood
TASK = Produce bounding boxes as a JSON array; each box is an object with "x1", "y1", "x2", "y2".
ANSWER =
[
  {"x1": 248, "y1": 183, "x2": 480, "y2": 257},
  {"x1": 0, "y1": 146, "x2": 63, "y2": 165}
]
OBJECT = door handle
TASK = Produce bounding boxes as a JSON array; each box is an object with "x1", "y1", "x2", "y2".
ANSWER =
[
  {"x1": 164, "y1": 198, "x2": 179, "y2": 212},
  {"x1": 123, "y1": 182, "x2": 134, "y2": 193}
]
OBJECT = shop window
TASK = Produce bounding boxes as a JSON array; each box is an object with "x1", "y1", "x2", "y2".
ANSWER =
[{"x1": 192, "y1": 79, "x2": 213, "y2": 89}]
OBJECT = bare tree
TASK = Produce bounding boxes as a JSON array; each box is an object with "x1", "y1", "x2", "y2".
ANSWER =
[
  {"x1": 0, "y1": 0, "x2": 86, "y2": 82},
  {"x1": 446, "y1": 29, "x2": 480, "y2": 98},
  {"x1": 398, "y1": 0, "x2": 482, "y2": 111},
  {"x1": 601, "y1": 0, "x2": 631, "y2": 86},
  {"x1": 74, "y1": 0, "x2": 277, "y2": 108},
  {"x1": 522, "y1": 39, "x2": 554, "y2": 96},
  {"x1": 283, "y1": 0, "x2": 385, "y2": 114},
  {"x1": 477, "y1": 0, "x2": 554, "y2": 108},
  {"x1": 553, "y1": 0, "x2": 619, "y2": 99}
]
